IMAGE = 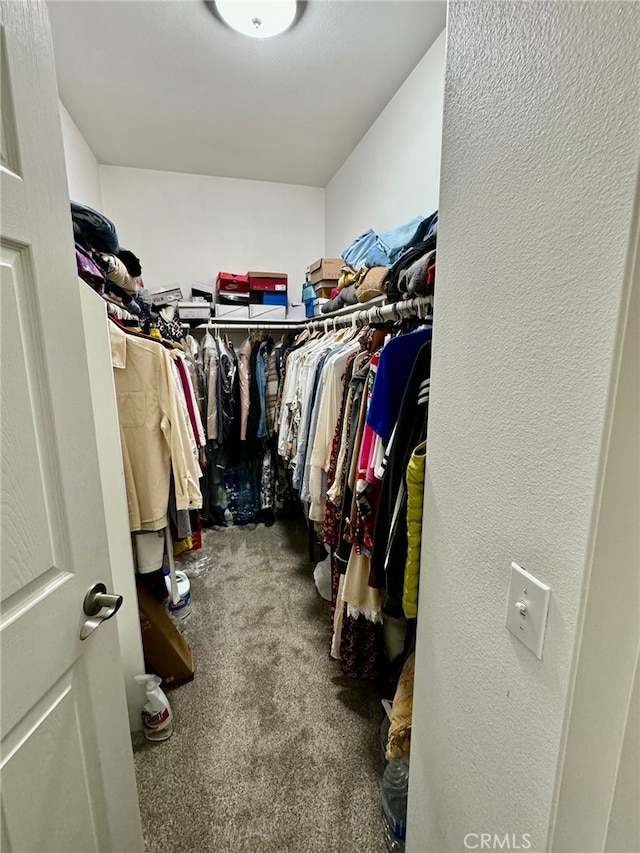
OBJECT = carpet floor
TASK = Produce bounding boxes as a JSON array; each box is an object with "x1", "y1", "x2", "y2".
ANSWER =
[{"x1": 133, "y1": 520, "x2": 387, "y2": 853}]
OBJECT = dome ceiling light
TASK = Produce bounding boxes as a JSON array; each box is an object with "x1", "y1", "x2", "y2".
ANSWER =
[{"x1": 214, "y1": 1, "x2": 298, "y2": 39}]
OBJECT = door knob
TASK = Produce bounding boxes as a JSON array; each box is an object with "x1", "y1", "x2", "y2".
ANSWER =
[{"x1": 80, "y1": 582, "x2": 123, "y2": 640}]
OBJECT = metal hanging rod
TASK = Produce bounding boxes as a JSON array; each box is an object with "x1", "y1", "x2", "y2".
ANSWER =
[
  {"x1": 197, "y1": 320, "x2": 305, "y2": 332},
  {"x1": 307, "y1": 295, "x2": 432, "y2": 331}
]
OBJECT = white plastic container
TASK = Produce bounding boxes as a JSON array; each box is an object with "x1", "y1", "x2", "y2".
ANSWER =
[
  {"x1": 164, "y1": 568, "x2": 192, "y2": 623},
  {"x1": 135, "y1": 674, "x2": 174, "y2": 742}
]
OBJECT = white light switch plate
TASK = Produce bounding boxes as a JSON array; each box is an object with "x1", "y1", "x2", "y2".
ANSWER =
[{"x1": 506, "y1": 562, "x2": 551, "y2": 659}]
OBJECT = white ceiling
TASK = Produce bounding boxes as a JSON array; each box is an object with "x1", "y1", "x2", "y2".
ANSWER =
[{"x1": 48, "y1": 1, "x2": 446, "y2": 187}]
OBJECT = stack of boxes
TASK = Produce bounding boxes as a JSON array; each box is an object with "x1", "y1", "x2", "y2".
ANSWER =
[
  {"x1": 170, "y1": 280, "x2": 212, "y2": 322},
  {"x1": 215, "y1": 273, "x2": 251, "y2": 319},
  {"x1": 177, "y1": 281, "x2": 215, "y2": 321},
  {"x1": 247, "y1": 271, "x2": 288, "y2": 320},
  {"x1": 214, "y1": 271, "x2": 289, "y2": 320},
  {"x1": 304, "y1": 258, "x2": 343, "y2": 316},
  {"x1": 174, "y1": 266, "x2": 315, "y2": 324}
]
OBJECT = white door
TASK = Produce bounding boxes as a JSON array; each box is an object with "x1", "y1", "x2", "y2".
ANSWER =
[{"x1": 0, "y1": 2, "x2": 144, "y2": 851}]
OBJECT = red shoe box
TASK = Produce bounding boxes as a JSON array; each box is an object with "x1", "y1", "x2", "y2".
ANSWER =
[
  {"x1": 247, "y1": 271, "x2": 288, "y2": 293},
  {"x1": 217, "y1": 272, "x2": 250, "y2": 294}
]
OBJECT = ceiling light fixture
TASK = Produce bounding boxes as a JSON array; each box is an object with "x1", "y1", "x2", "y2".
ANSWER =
[{"x1": 215, "y1": 1, "x2": 297, "y2": 39}]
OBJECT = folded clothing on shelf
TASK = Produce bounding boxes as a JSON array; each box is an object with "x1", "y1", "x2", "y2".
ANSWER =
[
  {"x1": 355, "y1": 266, "x2": 388, "y2": 303},
  {"x1": 71, "y1": 200, "x2": 120, "y2": 254},
  {"x1": 387, "y1": 243, "x2": 436, "y2": 303},
  {"x1": 75, "y1": 243, "x2": 105, "y2": 294},
  {"x1": 340, "y1": 210, "x2": 438, "y2": 271},
  {"x1": 94, "y1": 252, "x2": 138, "y2": 294},
  {"x1": 320, "y1": 283, "x2": 358, "y2": 314}
]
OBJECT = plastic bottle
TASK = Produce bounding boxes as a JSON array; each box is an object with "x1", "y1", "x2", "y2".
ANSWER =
[
  {"x1": 380, "y1": 714, "x2": 391, "y2": 766},
  {"x1": 381, "y1": 756, "x2": 409, "y2": 852},
  {"x1": 135, "y1": 674, "x2": 174, "y2": 742},
  {"x1": 163, "y1": 568, "x2": 192, "y2": 630}
]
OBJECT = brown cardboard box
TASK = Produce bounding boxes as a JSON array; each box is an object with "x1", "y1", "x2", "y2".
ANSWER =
[
  {"x1": 136, "y1": 576, "x2": 195, "y2": 688},
  {"x1": 309, "y1": 258, "x2": 343, "y2": 285},
  {"x1": 314, "y1": 284, "x2": 337, "y2": 299},
  {"x1": 247, "y1": 271, "x2": 287, "y2": 280}
]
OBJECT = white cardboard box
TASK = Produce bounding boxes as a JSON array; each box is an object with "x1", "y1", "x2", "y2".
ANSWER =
[
  {"x1": 286, "y1": 303, "x2": 306, "y2": 321},
  {"x1": 150, "y1": 287, "x2": 183, "y2": 306},
  {"x1": 178, "y1": 301, "x2": 211, "y2": 320},
  {"x1": 248, "y1": 305, "x2": 287, "y2": 321},
  {"x1": 215, "y1": 304, "x2": 250, "y2": 320}
]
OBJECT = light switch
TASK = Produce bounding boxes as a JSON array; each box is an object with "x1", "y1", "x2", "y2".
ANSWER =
[{"x1": 506, "y1": 562, "x2": 551, "y2": 659}]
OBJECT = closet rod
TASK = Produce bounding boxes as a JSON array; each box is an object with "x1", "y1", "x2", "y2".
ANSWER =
[
  {"x1": 307, "y1": 294, "x2": 432, "y2": 330},
  {"x1": 200, "y1": 321, "x2": 305, "y2": 331}
]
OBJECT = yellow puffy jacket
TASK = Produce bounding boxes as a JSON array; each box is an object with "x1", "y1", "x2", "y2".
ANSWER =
[{"x1": 403, "y1": 440, "x2": 427, "y2": 618}]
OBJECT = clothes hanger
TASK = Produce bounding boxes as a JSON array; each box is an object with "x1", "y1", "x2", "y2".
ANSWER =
[
  {"x1": 349, "y1": 311, "x2": 367, "y2": 341},
  {"x1": 109, "y1": 314, "x2": 179, "y2": 346},
  {"x1": 335, "y1": 315, "x2": 359, "y2": 343},
  {"x1": 332, "y1": 315, "x2": 347, "y2": 341},
  {"x1": 293, "y1": 328, "x2": 310, "y2": 345},
  {"x1": 342, "y1": 311, "x2": 361, "y2": 343}
]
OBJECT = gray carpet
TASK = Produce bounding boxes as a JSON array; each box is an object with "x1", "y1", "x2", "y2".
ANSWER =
[{"x1": 133, "y1": 520, "x2": 387, "y2": 853}]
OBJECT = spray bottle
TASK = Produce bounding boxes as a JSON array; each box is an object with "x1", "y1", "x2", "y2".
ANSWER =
[{"x1": 135, "y1": 674, "x2": 174, "y2": 742}]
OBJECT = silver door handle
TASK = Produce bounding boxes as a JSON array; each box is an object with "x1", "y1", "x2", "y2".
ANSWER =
[{"x1": 80, "y1": 582, "x2": 123, "y2": 640}]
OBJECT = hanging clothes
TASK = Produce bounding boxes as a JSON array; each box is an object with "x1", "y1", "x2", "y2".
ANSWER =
[
  {"x1": 272, "y1": 312, "x2": 433, "y2": 680},
  {"x1": 202, "y1": 332, "x2": 219, "y2": 443},
  {"x1": 182, "y1": 334, "x2": 207, "y2": 427},
  {"x1": 215, "y1": 336, "x2": 237, "y2": 450},
  {"x1": 403, "y1": 440, "x2": 427, "y2": 619},
  {"x1": 109, "y1": 321, "x2": 202, "y2": 532},
  {"x1": 237, "y1": 337, "x2": 252, "y2": 441},
  {"x1": 371, "y1": 339, "x2": 432, "y2": 617}
]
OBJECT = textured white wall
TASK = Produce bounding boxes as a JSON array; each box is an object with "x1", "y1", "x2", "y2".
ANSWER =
[
  {"x1": 100, "y1": 166, "x2": 325, "y2": 299},
  {"x1": 324, "y1": 31, "x2": 445, "y2": 258},
  {"x1": 58, "y1": 100, "x2": 103, "y2": 210},
  {"x1": 551, "y1": 216, "x2": 639, "y2": 850},
  {"x1": 604, "y1": 659, "x2": 639, "y2": 853},
  {"x1": 407, "y1": 2, "x2": 640, "y2": 851}
]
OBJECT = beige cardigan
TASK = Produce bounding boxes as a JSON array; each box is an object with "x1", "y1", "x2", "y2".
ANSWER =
[{"x1": 110, "y1": 322, "x2": 202, "y2": 531}]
